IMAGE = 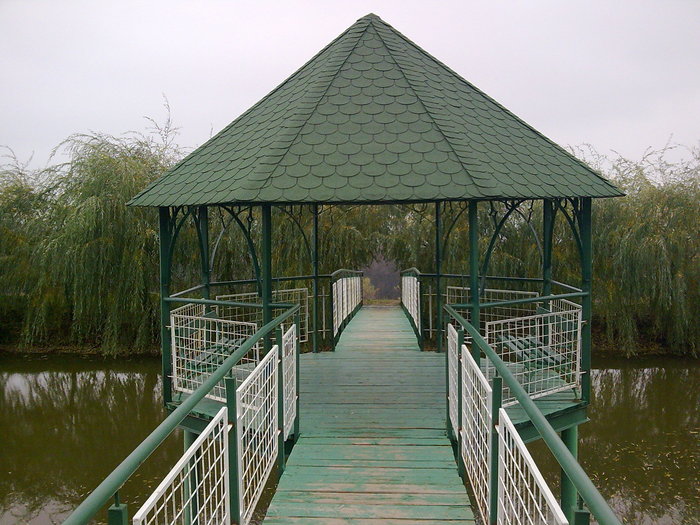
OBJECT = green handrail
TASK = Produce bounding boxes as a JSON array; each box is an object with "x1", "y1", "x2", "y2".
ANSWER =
[
  {"x1": 450, "y1": 291, "x2": 587, "y2": 311},
  {"x1": 330, "y1": 268, "x2": 363, "y2": 280},
  {"x1": 444, "y1": 304, "x2": 622, "y2": 525},
  {"x1": 63, "y1": 303, "x2": 301, "y2": 525}
]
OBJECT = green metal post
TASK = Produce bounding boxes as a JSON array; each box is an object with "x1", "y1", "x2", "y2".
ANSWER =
[
  {"x1": 312, "y1": 204, "x2": 320, "y2": 352},
  {"x1": 542, "y1": 199, "x2": 554, "y2": 299},
  {"x1": 469, "y1": 201, "x2": 480, "y2": 330},
  {"x1": 489, "y1": 375, "x2": 502, "y2": 525},
  {"x1": 107, "y1": 493, "x2": 128, "y2": 525},
  {"x1": 158, "y1": 207, "x2": 173, "y2": 405},
  {"x1": 435, "y1": 202, "x2": 443, "y2": 352},
  {"x1": 456, "y1": 329, "x2": 466, "y2": 479},
  {"x1": 580, "y1": 198, "x2": 592, "y2": 404},
  {"x1": 225, "y1": 378, "x2": 241, "y2": 524},
  {"x1": 183, "y1": 430, "x2": 198, "y2": 525},
  {"x1": 197, "y1": 206, "x2": 211, "y2": 300},
  {"x1": 561, "y1": 426, "x2": 579, "y2": 522},
  {"x1": 294, "y1": 310, "x2": 301, "y2": 442},
  {"x1": 262, "y1": 205, "x2": 273, "y2": 350},
  {"x1": 276, "y1": 328, "x2": 286, "y2": 474}
]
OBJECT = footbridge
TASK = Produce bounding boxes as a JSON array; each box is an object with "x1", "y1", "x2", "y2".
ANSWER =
[
  {"x1": 65, "y1": 11, "x2": 626, "y2": 525},
  {"x1": 65, "y1": 273, "x2": 621, "y2": 525}
]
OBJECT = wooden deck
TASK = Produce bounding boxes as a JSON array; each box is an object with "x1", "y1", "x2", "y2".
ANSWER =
[{"x1": 263, "y1": 306, "x2": 475, "y2": 524}]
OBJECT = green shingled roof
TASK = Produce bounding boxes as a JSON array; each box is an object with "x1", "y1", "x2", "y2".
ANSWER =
[{"x1": 129, "y1": 14, "x2": 621, "y2": 207}]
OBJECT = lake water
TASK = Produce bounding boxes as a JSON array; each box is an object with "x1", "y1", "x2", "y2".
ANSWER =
[{"x1": 0, "y1": 353, "x2": 697, "y2": 524}]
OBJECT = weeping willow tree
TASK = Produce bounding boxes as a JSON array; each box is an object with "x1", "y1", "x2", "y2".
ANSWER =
[
  {"x1": 1, "y1": 124, "x2": 697, "y2": 357},
  {"x1": 13, "y1": 130, "x2": 181, "y2": 353}
]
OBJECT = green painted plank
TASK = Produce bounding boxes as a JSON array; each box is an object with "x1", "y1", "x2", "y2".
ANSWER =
[
  {"x1": 269, "y1": 491, "x2": 469, "y2": 506},
  {"x1": 265, "y1": 502, "x2": 473, "y2": 520},
  {"x1": 263, "y1": 518, "x2": 475, "y2": 524}
]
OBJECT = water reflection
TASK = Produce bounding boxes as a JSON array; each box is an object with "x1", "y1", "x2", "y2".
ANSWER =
[
  {"x1": 1, "y1": 354, "x2": 698, "y2": 524},
  {"x1": 529, "y1": 357, "x2": 700, "y2": 525},
  {"x1": 0, "y1": 355, "x2": 180, "y2": 524}
]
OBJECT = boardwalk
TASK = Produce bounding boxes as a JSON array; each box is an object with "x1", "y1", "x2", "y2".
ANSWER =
[{"x1": 264, "y1": 306, "x2": 475, "y2": 524}]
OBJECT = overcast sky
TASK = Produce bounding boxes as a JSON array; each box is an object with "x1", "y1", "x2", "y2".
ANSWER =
[{"x1": 1, "y1": 0, "x2": 698, "y2": 169}]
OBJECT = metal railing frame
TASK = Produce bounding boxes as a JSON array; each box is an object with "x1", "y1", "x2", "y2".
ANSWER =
[
  {"x1": 63, "y1": 303, "x2": 301, "y2": 525},
  {"x1": 444, "y1": 304, "x2": 621, "y2": 525},
  {"x1": 330, "y1": 269, "x2": 364, "y2": 346}
]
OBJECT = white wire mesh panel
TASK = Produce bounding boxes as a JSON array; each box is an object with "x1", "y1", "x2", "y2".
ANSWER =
[
  {"x1": 460, "y1": 344, "x2": 493, "y2": 524},
  {"x1": 282, "y1": 324, "x2": 297, "y2": 440},
  {"x1": 485, "y1": 301, "x2": 582, "y2": 406},
  {"x1": 132, "y1": 407, "x2": 230, "y2": 525},
  {"x1": 497, "y1": 408, "x2": 568, "y2": 525},
  {"x1": 447, "y1": 323, "x2": 459, "y2": 435},
  {"x1": 171, "y1": 303, "x2": 259, "y2": 402},
  {"x1": 236, "y1": 347, "x2": 278, "y2": 525}
]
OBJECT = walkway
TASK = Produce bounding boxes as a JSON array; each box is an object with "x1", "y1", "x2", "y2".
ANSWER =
[{"x1": 263, "y1": 306, "x2": 474, "y2": 524}]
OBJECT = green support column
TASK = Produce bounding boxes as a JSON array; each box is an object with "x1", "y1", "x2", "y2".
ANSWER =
[
  {"x1": 469, "y1": 201, "x2": 480, "y2": 329},
  {"x1": 435, "y1": 202, "x2": 443, "y2": 352},
  {"x1": 580, "y1": 198, "x2": 592, "y2": 404},
  {"x1": 225, "y1": 378, "x2": 241, "y2": 524},
  {"x1": 561, "y1": 426, "x2": 579, "y2": 522},
  {"x1": 261, "y1": 204, "x2": 273, "y2": 350},
  {"x1": 158, "y1": 207, "x2": 173, "y2": 406},
  {"x1": 488, "y1": 375, "x2": 502, "y2": 525},
  {"x1": 276, "y1": 328, "x2": 286, "y2": 474},
  {"x1": 197, "y1": 206, "x2": 211, "y2": 300},
  {"x1": 542, "y1": 199, "x2": 554, "y2": 298},
  {"x1": 183, "y1": 430, "x2": 198, "y2": 525},
  {"x1": 312, "y1": 204, "x2": 320, "y2": 353}
]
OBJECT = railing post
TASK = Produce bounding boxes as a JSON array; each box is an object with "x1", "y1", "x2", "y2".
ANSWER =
[
  {"x1": 107, "y1": 492, "x2": 128, "y2": 525},
  {"x1": 489, "y1": 375, "x2": 502, "y2": 525},
  {"x1": 183, "y1": 429, "x2": 199, "y2": 525},
  {"x1": 276, "y1": 329, "x2": 286, "y2": 474},
  {"x1": 561, "y1": 425, "x2": 579, "y2": 522},
  {"x1": 225, "y1": 377, "x2": 241, "y2": 525},
  {"x1": 456, "y1": 329, "x2": 466, "y2": 480}
]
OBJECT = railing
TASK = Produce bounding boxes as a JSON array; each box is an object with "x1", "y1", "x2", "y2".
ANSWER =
[
  {"x1": 235, "y1": 346, "x2": 278, "y2": 525},
  {"x1": 216, "y1": 287, "x2": 310, "y2": 343},
  {"x1": 497, "y1": 408, "x2": 568, "y2": 525},
  {"x1": 171, "y1": 302, "x2": 260, "y2": 402},
  {"x1": 63, "y1": 302, "x2": 301, "y2": 525},
  {"x1": 447, "y1": 323, "x2": 459, "y2": 437},
  {"x1": 485, "y1": 298, "x2": 582, "y2": 405},
  {"x1": 444, "y1": 304, "x2": 622, "y2": 525},
  {"x1": 400, "y1": 268, "x2": 421, "y2": 337},
  {"x1": 445, "y1": 286, "x2": 540, "y2": 329},
  {"x1": 132, "y1": 407, "x2": 230, "y2": 525},
  {"x1": 331, "y1": 269, "x2": 363, "y2": 338}
]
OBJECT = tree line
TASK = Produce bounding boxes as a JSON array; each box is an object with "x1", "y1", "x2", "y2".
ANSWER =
[{"x1": 1, "y1": 127, "x2": 697, "y2": 357}]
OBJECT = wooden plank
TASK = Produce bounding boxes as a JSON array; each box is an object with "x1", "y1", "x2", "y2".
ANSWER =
[{"x1": 265, "y1": 502, "x2": 473, "y2": 520}]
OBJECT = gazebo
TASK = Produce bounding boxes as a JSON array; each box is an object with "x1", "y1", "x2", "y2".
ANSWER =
[{"x1": 68, "y1": 13, "x2": 623, "y2": 525}]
